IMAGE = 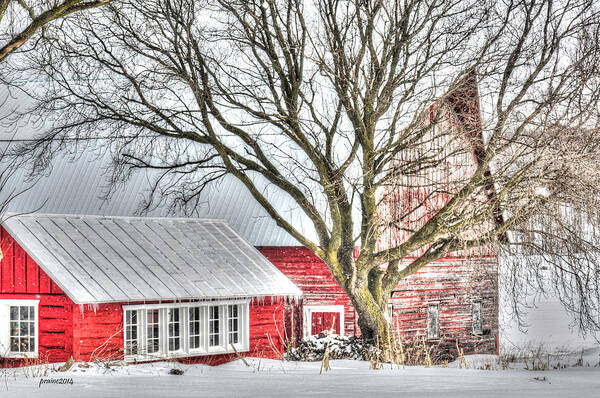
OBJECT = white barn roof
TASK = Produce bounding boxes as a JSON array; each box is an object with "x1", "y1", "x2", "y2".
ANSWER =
[
  {"x1": 2, "y1": 213, "x2": 302, "y2": 304},
  {"x1": 0, "y1": 142, "x2": 317, "y2": 246}
]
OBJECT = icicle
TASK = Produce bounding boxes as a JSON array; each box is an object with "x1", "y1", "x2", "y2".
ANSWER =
[{"x1": 79, "y1": 304, "x2": 85, "y2": 319}]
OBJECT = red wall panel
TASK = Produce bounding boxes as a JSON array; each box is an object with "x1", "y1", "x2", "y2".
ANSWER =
[
  {"x1": 261, "y1": 246, "x2": 498, "y2": 356},
  {"x1": 259, "y1": 246, "x2": 358, "y2": 336}
]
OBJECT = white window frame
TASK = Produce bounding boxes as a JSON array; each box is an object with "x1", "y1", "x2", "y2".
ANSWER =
[
  {"x1": 427, "y1": 302, "x2": 440, "y2": 340},
  {"x1": 227, "y1": 304, "x2": 241, "y2": 347},
  {"x1": 0, "y1": 299, "x2": 39, "y2": 358},
  {"x1": 122, "y1": 300, "x2": 249, "y2": 362},
  {"x1": 302, "y1": 305, "x2": 345, "y2": 338},
  {"x1": 146, "y1": 308, "x2": 161, "y2": 355},
  {"x1": 472, "y1": 300, "x2": 483, "y2": 335},
  {"x1": 208, "y1": 305, "x2": 222, "y2": 352}
]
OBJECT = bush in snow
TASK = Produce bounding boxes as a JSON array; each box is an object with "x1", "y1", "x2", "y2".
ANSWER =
[{"x1": 286, "y1": 335, "x2": 377, "y2": 361}]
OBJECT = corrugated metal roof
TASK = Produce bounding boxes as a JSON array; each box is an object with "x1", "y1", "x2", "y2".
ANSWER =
[
  {"x1": 0, "y1": 142, "x2": 318, "y2": 246},
  {"x1": 2, "y1": 213, "x2": 302, "y2": 304}
]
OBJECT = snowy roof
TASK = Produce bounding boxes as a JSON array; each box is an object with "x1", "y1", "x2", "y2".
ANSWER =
[{"x1": 1, "y1": 213, "x2": 302, "y2": 304}]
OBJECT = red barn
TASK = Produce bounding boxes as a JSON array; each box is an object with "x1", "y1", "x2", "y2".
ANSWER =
[
  {"x1": 0, "y1": 72, "x2": 498, "y2": 362},
  {"x1": 261, "y1": 72, "x2": 499, "y2": 356},
  {"x1": 0, "y1": 214, "x2": 301, "y2": 367}
]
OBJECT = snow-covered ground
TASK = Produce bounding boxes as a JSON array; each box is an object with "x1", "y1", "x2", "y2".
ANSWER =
[{"x1": 2, "y1": 354, "x2": 600, "y2": 398}]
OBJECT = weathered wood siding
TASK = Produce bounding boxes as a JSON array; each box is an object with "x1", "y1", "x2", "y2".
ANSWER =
[
  {"x1": 262, "y1": 246, "x2": 498, "y2": 355},
  {"x1": 391, "y1": 256, "x2": 498, "y2": 356},
  {"x1": 259, "y1": 246, "x2": 358, "y2": 337}
]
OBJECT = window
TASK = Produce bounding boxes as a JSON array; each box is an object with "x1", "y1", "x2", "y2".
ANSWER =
[
  {"x1": 427, "y1": 303, "x2": 440, "y2": 339},
  {"x1": 302, "y1": 305, "x2": 345, "y2": 338},
  {"x1": 189, "y1": 307, "x2": 202, "y2": 350},
  {"x1": 125, "y1": 310, "x2": 138, "y2": 356},
  {"x1": 228, "y1": 304, "x2": 239, "y2": 345},
  {"x1": 168, "y1": 308, "x2": 181, "y2": 352},
  {"x1": 0, "y1": 300, "x2": 39, "y2": 358},
  {"x1": 147, "y1": 309, "x2": 160, "y2": 354},
  {"x1": 122, "y1": 300, "x2": 248, "y2": 361},
  {"x1": 472, "y1": 301, "x2": 482, "y2": 335},
  {"x1": 10, "y1": 306, "x2": 36, "y2": 354},
  {"x1": 209, "y1": 306, "x2": 220, "y2": 347}
]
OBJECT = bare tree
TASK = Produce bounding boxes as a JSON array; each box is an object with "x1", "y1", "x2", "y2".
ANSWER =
[
  {"x1": 11, "y1": 0, "x2": 600, "y2": 344},
  {"x1": 0, "y1": 0, "x2": 113, "y2": 62}
]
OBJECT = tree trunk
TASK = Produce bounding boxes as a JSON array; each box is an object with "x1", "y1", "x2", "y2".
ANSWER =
[{"x1": 349, "y1": 272, "x2": 393, "y2": 346}]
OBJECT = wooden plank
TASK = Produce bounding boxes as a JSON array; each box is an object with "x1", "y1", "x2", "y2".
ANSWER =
[
  {"x1": 13, "y1": 242, "x2": 27, "y2": 293},
  {"x1": 24, "y1": 247, "x2": 39, "y2": 293},
  {"x1": 0, "y1": 229, "x2": 14, "y2": 292}
]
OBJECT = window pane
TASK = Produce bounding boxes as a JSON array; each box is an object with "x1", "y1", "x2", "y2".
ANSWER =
[
  {"x1": 209, "y1": 306, "x2": 220, "y2": 347},
  {"x1": 10, "y1": 306, "x2": 18, "y2": 321},
  {"x1": 228, "y1": 305, "x2": 239, "y2": 345},
  {"x1": 10, "y1": 322, "x2": 18, "y2": 336},
  {"x1": 168, "y1": 308, "x2": 181, "y2": 352},
  {"x1": 9, "y1": 306, "x2": 36, "y2": 353},
  {"x1": 472, "y1": 302, "x2": 482, "y2": 335},
  {"x1": 427, "y1": 304, "x2": 440, "y2": 339},
  {"x1": 147, "y1": 309, "x2": 160, "y2": 354},
  {"x1": 10, "y1": 337, "x2": 19, "y2": 352},
  {"x1": 124, "y1": 310, "x2": 138, "y2": 356},
  {"x1": 189, "y1": 307, "x2": 201, "y2": 350}
]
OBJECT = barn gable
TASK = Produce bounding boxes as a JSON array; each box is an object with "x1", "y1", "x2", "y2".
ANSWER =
[{"x1": 2, "y1": 214, "x2": 301, "y2": 304}]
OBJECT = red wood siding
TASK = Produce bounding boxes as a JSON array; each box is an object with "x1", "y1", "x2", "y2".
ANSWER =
[
  {"x1": 0, "y1": 227, "x2": 292, "y2": 366},
  {"x1": 259, "y1": 246, "x2": 357, "y2": 336},
  {"x1": 261, "y1": 246, "x2": 498, "y2": 355},
  {"x1": 0, "y1": 227, "x2": 64, "y2": 295},
  {"x1": 72, "y1": 299, "x2": 289, "y2": 363},
  {"x1": 1, "y1": 227, "x2": 73, "y2": 367},
  {"x1": 72, "y1": 303, "x2": 123, "y2": 361},
  {"x1": 391, "y1": 256, "x2": 498, "y2": 355}
]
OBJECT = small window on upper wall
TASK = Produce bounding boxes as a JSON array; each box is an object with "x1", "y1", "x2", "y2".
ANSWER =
[
  {"x1": 0, "y1": 300, "x2": 38, "y2": 357},
  {"x1": 472, "y1": 301, "x2": 482, "y2": 335},
  {"x1": 427, "y1": 303, "x2": 440, "y2": 339}
]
